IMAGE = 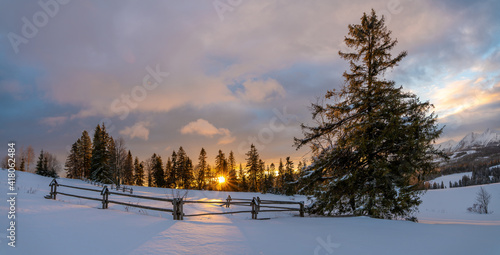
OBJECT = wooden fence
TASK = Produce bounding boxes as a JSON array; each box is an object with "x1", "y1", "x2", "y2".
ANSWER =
[
  {"x1": 82, "y1": 178, "x2": 134, "y2": 194},
  {"x1": 45, "y1": 179, "x2": 304, "y2": 220}
]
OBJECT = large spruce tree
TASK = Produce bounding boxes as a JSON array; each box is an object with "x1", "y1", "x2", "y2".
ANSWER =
[
  {"x1": 196, "y1": 148, "x2": 208, "y2": 190},
  {"x1": 295, "y1": 10, "x2": 444, "y2": 220},
  {"x1": 65, "y1": 141, "x2": 80, "y2": 178},
  {"x1": 151, "y1": 153, "x2": 165, "y2": 187},
  {"x1": 79, "y1": 130, "x2": 92, "y2": 178},
  {"x1": 227, "y1": 151, "x2": 237, "y2": 191},
  {"x1": 176, "y1": 147, "x2": 193, "y2": 189},
  {"x1": 245, "y1": 144, "x2": 261, "y2": 192},
  {"x1": 166, "y1": 151, "x2": 177, "y2": 188},
  {"x1": 90, "y1": 124, "x2": 113, "y2": 183},
  {"x1": 123, "y1": 150, "x2": 134, "y2": 185},
  {"x1": 134, "y1": 157, "x2": 144, "y2": 186}
]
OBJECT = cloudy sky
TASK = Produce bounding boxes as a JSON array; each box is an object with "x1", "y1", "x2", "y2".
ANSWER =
[{"x1": 1, "y1": 0, "x2": 500, "y2": 167}]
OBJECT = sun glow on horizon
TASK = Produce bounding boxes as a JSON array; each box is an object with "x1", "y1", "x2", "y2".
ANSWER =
[{"x1": 218, "y1": 176, "x2": 226, "y2": 184}]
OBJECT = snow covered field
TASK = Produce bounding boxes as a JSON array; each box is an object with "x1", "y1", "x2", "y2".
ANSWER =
[
  {"x1": 1, "y1": 170, "x2": 499, "y2": 255},
  {"x1": 428, "y1": 172, "x2": 472, "y2": 188}
]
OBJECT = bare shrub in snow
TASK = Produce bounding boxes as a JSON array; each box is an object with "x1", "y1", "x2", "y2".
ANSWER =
[
  {"x1": 468, "y1": 187, "x2": 492, "y2": 214},
  {"x1": 169, "y1": 189, "x2": 189, "y2": 200}
]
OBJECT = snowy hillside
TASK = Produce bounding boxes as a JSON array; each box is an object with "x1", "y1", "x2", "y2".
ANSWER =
[
  {"x1": 1, "y1": 170, "x2": 499, "y2": 255},
  {"x1": 428, "y1": 172, "x2": 472, "y2": 188}
]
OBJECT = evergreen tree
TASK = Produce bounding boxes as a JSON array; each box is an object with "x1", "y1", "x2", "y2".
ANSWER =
[
  {"x1": 184, "y1": 158, "x2": 194, "y2": 189},
  {"x1": 35, "y1": 150, "x2": 47, "y2": 176},
  {"x1": 294, "y1": 10, "x2": 445, "y2": 220},
  {"x1": 123, "y1": 150, "x2": 134, "y2": 185},
  {"x1": 145, "y1": 157, "x2": 153, "y2": 187},
  {"x1": 258, "y1": 159, "x2": 265, "y2": 192},
  {"x1": 238, "y1": 163, "x2": 247, "y2": 191},
  {"x1": 267, "y1": 163, "x2": 276, "y2": 193},
  {"x1": 151, "y1": 153, "x2": 166, "y2": 187},
  {"x1": 134, "y1": 157, "x2": 144, "y2": 186},
  {"x1": 284, "y1": 157, "x2": 295, "y2": 195},
  {"x1": 166, "y1": 151, "x2": 177, "y2": 188},
  {"x1": 107, "y1": 136, "x2": 118, "y2": 183},
  {"x1": 227, "y1": 151, "x2": 237, "y2": 191},
  {"x1": 215, "y1": 150, "x2": 226, "y2": 177},
  {"x1": 246, "y1": 144, "x2": 260, "y2": 192},
  {"x1": 206, "y1": 164, "x2": 217, "y2": 190},
  {"x1": 90, "y1": 124, "x2": 113, "y2": 183},
  {"x1": 262, "y1": 165, "x2": 275, "y2": 193},
  {"x1": 196, "y1": 148, "x2": 208, "y2": 190},
  {"x1": 64, "y1": 133, "x2": 92, "y2": 180},
  {"x1": 276, "y1": 159, "x2": 285, "y2": 194},
  {"x1": 176, "y1": 147, "x2": 193, "y2": 189},
  {"x1": 79, "y1": 130, "x2": 93, "y2": 178},
  {"x1": 165, "y1": 157, "x2": 173, "y2": 188},
  {"x1": 65, "y1": 141, "x2": 80, "y2": 178}
]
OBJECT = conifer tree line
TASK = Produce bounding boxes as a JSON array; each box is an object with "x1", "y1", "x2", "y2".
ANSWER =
[
  {"x1": 64, "y1": 124, "x2": 308, "y2": 193},
  {"x1": 426, "y1": 167, "x2": 500, "y2": 190}
]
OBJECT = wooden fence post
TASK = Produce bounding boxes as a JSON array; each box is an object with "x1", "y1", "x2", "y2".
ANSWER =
[
  {"x1": 49, "y1": 179, "x2": 58, "y2": 200},
  {"x1": 299, "y1": 201, "x2": 304, "y2": 217},
  {"x1": 172, "y1": 198, "x2": 184, "y2": 220},
  {"x1": 179, "y1": 198, "x2": 184, "y2": 220},
  {"x1": 172, "y1": 198, "x2": 178, "y2": 220},
  {"x1": 101, "y1": 186, "x2": 109, "y2": 209},
  {"x1": 251, "y1": 197, "x2": 260, "y2": 219},
  {"x1": 251, "y1": 198, "x2": 255, "y2": 219},
  {"x1": 226, "y1": 195, "x2": 232, "y2": 208}
]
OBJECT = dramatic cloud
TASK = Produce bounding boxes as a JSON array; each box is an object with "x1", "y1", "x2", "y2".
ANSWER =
[
  {"x1": 1, "y1": 0, "x2": 499, "y2": 164},
  {"x1": 119, "y1": 121, "x2": 151, "y2": 141},
  {"x1": 180, "y1": 119, "x2": 236, "y2": 145}
]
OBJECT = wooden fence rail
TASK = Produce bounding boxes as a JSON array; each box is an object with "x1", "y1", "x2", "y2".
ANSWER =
[
  {"x1": 81, "y1": 178, "x2": 134, "y2": 194},
  {"x1": 45, "y1": 179, "x2": 305, "y2": 220}
]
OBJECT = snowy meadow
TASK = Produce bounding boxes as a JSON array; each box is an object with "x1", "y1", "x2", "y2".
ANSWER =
[{"x1": 1, "y1": 170, "x2": 499, "y2": 255}]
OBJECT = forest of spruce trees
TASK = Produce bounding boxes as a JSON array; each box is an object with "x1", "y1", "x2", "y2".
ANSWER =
[{"x1": 63, "y1": 123, "x2": 308, "y2": 195}]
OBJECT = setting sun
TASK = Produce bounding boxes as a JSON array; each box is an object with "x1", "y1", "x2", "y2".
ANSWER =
[{"x1": 218, "y1": 176, "x2": 226, "y2": 184}]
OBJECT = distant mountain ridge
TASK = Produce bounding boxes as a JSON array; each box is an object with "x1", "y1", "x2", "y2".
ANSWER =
[{"x1": 436, "y1": 128, "x2": 500, "y2": 152}]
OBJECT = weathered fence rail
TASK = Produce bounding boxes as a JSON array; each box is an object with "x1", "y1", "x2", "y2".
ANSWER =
[
  {"x1": 45, "y1": 179, "x2": 304, "y2": 220},
  {"x1": 81, "y1": 178, "x2": 133, "y2": 194}
]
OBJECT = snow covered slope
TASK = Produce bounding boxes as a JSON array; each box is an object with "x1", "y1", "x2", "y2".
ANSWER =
[
  {"x1": 1, "y1": 170, "x2": 499, "y2": 255},
  {"x1": 428, "y1": 172, "x2": 472, "y2": 188}
]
